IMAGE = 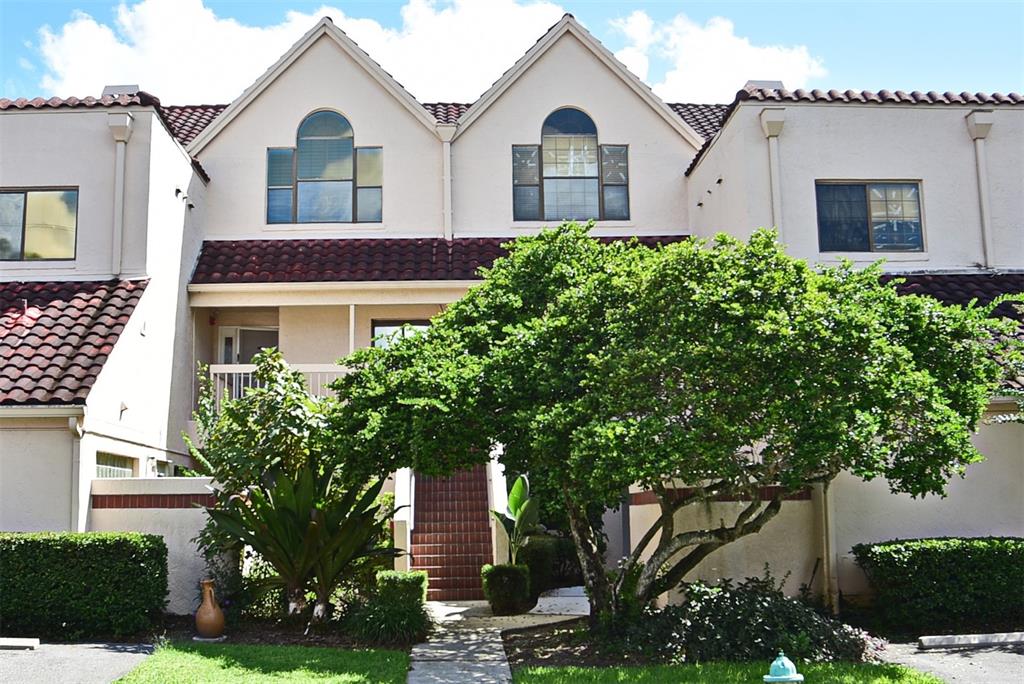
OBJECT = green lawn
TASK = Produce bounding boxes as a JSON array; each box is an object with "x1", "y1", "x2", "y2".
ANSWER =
[
  {"x1": 118, "y1": 641, "x2": 408, "y2": 683},
  {"x1": 514, "y1": 662, "x2": 942, "y2": 684}
]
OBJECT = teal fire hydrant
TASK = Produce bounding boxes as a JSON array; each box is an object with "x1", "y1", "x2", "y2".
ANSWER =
[{"x1": 763, "y1": 651, "x2": 804, "y2": 682}]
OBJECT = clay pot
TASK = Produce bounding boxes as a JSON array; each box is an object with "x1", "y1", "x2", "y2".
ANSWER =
[{"x1": 195, "y1": 579, "x2": 225, "y2": 638}]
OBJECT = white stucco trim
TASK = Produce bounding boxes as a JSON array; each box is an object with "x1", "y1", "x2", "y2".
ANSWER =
[
  {"x1": 188, "y1": 279, "x2": 477, "y2": 307},
  {"x1": 0, "y1": 405, "x2": 85, "y2": 418},
  {"x1": 450, "y1": 15, "x2": 704, "y2": 149},
  {"x1": 187, "y1": 18, "x2": 440, "y2": 155}
]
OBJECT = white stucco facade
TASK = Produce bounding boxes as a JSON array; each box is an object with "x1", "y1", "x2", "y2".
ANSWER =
[{"x1": 0, "y1": 14, "x2": 1021, "y2": 612}]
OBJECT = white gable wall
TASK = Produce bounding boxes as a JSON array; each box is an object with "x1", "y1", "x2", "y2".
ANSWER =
[
  {"x1": 452, "y1": 33, "x2": 697, "y2": 237},
  {"x1": 197, "y1": 35, "x2": 444, "y2": 240},
  {"x1": 690, "y1": 102, "x2": 1024, "y2": 270}
]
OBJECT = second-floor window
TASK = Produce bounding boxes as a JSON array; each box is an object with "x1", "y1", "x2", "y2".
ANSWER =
[
  {"x1": 267, "y1": 111, "x2": 382, "y2": 224},
  {"x1": 816, "y1": 182, "x2": 923, "y2": 252},
  {"x1": 372, "y1": 320, "x2": 429, "y2": 349},
  {"x1": 513, "y1": 107, "x2": 629, "y2": 222},
  {"x1": 0, "y1": 188, "x2": 78, "y2": 261}
]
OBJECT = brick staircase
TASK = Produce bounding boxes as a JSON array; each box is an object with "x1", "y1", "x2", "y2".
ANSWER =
[{"x1": 410, "y1": 465, "x2": 493, "y2": 601}]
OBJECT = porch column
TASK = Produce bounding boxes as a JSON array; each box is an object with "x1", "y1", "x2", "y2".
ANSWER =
[{"x1": 348, "y1": 304, "x2": 356, "y2": 353}]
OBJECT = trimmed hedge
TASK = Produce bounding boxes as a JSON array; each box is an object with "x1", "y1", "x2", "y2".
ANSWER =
[
  {"x1": 344, "y1": 571, "x2": 431, "y2": 645},
  {"x1": 0, "y1": 532, "x2": 167, "y2": 639},
  {"x1": 852, "y1": 537, "x2": 1024, "y2": 633},
  {"x1": 481, "y1": 564, "x2": 532, "y2": 615}
]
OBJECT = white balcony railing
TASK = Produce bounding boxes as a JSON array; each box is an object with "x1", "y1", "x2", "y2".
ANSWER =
[{"x1": 209, "y1": 364, "x2": 348, "y2": 408}]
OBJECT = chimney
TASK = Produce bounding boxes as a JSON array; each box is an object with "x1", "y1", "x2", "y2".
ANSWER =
[
  {"x1": 744, "y1": 80, "x2": 785, "y2": 91},
  {"x1": 101, "y1": 84, "x2": 141, "y2": 97}
]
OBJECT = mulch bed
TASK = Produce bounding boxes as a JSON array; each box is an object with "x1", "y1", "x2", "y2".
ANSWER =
[
  {"x1": 503, "y1": 618, "x2": 656, "y2": 669},
  {"x1": 156, "y1": 614, "x2": 406, "y2": 650}
]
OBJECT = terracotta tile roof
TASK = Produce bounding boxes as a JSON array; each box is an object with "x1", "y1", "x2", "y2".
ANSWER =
[
  {"x1": 0, "y1": 280, "x2": 147, "y2": 405},
  {"x1": 160, "y1": 104, "x2": 229, "y2": 145},
  {"x1": 686, "y1": 87, "x2": 1024, "y2": 177},
  {"x1": 739, "y1": 88, "x2": 1023, "y2": 106},
  {"x1": 422, "y1": 102, "x2": 470, "y2": 125},
  {"x1": 0, "y1": 92, "x2": 162, "y2": 111},
  {"x1": 668, "y1": 103, "x2": 729, "y2": 140},
  {"x1": 190, "y1": 236, "x2": 687, "y2": 284}
]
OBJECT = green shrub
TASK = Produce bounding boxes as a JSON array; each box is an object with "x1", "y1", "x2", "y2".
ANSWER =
[
  {"x1": 481, "y1": 564, "x2": 532, "y2": 615},
  {"x1": 344, "y1": 571, "x2": 431, "y2": 644},
  {"x1": 852, "y1": 536, "x2": 1024, "y2": 633},
  {"x1": 600, "y1": 573, "x2": 881, "y2": 663},
  {"x1": 521, "y1": 534, "x2": 584, "y2": 600},
  {"x1": 0, "y1": 532, "x2": 167, "y2": 639}
]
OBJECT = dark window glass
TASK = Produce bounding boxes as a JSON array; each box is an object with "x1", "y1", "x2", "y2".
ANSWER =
[
  {"x1": 297, "y1": 111, "x2": 353, "y2": 138},
  {"x1": 297, "y1": 180, "x2": 352, "y2": 222},
  {"x1": 0, "y1": 193, "x2": 25, "y2": 260},
  {"x1": 543, "y1": 178, "x2": 599, "y2": 221},
  {"x1": 601, "y1": 145, "x2": 628, "y2": 185},
  {"x1": 356, "y1": 187, "x2": 382, "y2": 222},
  {"x1": 816, "y1": 182, "x2": 923, "y2": 252},
  {"x1": 512, "y1": 146, "x2": 540, "y2": 185},
  {"x1": 267, "y1": 188, "x2": 293, "y2": 224},
  {"x1": 603, "y1": 185, "x2": 629, "y2": 220},
  {"x1": 816, "y1": 184, "x2": 871, "y2": 252},
  {"x1": 267, "y1": 149, "x2": 293, "y2": 187},
  {"x1": 0, "y1": 189, "x2": 77, "y2": 260},
  {"x1": 356, "y1": 148, "x2": 383, "y2": 187},
  {"x1": 513, "y1": 186, "x2": 541, "y2": 220},
  {"x1": 869, "y1": 183, "x2": 923, "y2": 251},
  {"x1": 297, "y1": 138, "x2": 353, "y2": 181},
  {"x1": 542, "y1": 108, "x2": 598, "y2": 136}
]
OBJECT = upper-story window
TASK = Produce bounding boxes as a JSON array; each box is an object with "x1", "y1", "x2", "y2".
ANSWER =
[
  {"x1": 513, "y1": 107, "x2": 629, "y2": 222},
  {"x1": 372, "y1": 320, "x2": 430, "y2": 349},
  {"x1": 816, "y1": 181, "x2": 923, "y2": 252},
  {"x1": 267, "y1": 111, "x2": 382, "y2": 224},
  {"x1": 0, "y1": 188, "x2": 78, "y2": 261}
]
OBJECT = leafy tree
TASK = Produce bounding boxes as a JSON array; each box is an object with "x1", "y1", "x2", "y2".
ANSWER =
[
  {"x1": 190, "y1": 350, "x2": 398, "y2": 621},
  {"x1": 334, "y1": 224, "x2": 1021, "y2": 622}
]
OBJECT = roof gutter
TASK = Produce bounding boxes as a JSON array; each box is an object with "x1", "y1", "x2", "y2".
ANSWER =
[{"x1": 0, "y1": 405, "x2": 85, "y2": 418}]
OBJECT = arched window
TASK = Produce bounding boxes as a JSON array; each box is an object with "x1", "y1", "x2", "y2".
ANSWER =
[
  {"x1": 266, "y1": 111, "x2": 382, "y2": 224},
  {"x1": 512, "y1": 107, "x2": 629, "y2": 221}
]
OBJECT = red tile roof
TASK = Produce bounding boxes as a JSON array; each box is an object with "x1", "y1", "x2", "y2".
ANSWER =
[
  {"x1": 160, "y1": 104, "x2": 229, "y2": 145},
  {"x1": 422, "y1": 102, "x2": 470, "y2": 125},
  {"x1": 0, "y1": 92, "x2": 162, "y2": 111},
  {"x1": 668, "y1": 103, "x2": 729, "y2": 140},
  {"x1": 0, "y1": 280, "x2": 147, "y2": 405},
  {"x1": 190, "y1": 236, "x2": 686, "y2": 284}
]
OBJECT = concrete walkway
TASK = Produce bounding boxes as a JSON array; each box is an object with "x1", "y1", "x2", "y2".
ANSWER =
[
  {"x1": 408, "y1": 589, "x2": 588, "y2": 683},
  {"x1": 0, "y1": 642, "x2": 153, "y2": 684},
  {"x1": 884, "y1": 641, "x2": 1024, "y2": 684}
]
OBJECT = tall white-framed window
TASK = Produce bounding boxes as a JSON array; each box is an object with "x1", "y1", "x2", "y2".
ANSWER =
[{"x1": 266, "y1": 110, "x2": 383, "y2": 224}]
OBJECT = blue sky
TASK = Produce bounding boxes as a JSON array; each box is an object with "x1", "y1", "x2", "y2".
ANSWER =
[{"x1": 2, "y1": 1, "x2": 1022, "y2": 104}]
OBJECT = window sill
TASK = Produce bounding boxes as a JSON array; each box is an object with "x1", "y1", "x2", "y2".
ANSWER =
[
  {"x1": 262, "y1": 223, "x2": 388, "y2": 233},
  {"x1": 819, "y1": 252, "x2": 929, "y2": 262},
  {"x1": 511, "y1": 221, "x2": 635, "y2": 229},
  {"x1": 0, "y1": 261, "x2": 78, "y2": 271}
]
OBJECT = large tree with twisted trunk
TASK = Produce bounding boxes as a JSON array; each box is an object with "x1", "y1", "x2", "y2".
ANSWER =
[{"x1": 332, "y1": 224, "x2": 1020, "y2": 622}]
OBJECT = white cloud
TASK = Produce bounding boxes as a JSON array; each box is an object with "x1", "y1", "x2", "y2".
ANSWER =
[
  {"x1": 36, "y1": 0, "x2": 566, "y2": 103},
  {"x1": 612, "y1": 11, "x2": 826, "y2": 103}
]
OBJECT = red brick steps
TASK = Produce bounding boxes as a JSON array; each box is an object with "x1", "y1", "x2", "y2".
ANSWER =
[{"x1": 410, "y1": 465, "x2": 493, "y2": 601}]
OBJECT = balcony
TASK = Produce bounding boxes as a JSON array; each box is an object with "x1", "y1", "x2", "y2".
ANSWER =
[{"x1": 209, "y1": 364, "x2": 348, "y2": 408}]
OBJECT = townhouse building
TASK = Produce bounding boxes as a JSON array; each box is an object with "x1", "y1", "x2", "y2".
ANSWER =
[{"x1": 1, "y1": 15, "x2": 1021, "y2": 603}]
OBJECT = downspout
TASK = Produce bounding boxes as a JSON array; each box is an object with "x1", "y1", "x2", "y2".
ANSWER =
[
  {"x1": 760, "y1": 108, "x2": 786, "y2": 240},
  {"x1": 107, "y1": 112, "x2": 134, "y2": 278},
  {"x1": 438, "y1": 124, "x2": 456, "y2": 240},
  {"x1": 966, "y1": 110, "x2": 995, "y2": 268}
]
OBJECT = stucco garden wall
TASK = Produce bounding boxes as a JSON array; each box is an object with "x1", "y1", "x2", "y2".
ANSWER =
[
  {"x1": 0, "y1": 419, "x2": 75, "y2": 531},
  {"x1": 88, "y1": 477, "x2": 214, "y2": 615}
]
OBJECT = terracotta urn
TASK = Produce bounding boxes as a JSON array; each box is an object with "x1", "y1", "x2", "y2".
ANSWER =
[{"x1": 195, "y1": 579, "x2": 225, "y2": 638}]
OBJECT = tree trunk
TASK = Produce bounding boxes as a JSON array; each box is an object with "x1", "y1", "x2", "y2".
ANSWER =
[
  {"x1": 563, "y1": 493, "x2": 612, "y2": 622},
  {"x1": 286, "y1": 586, "x2": 308, "y2": 616}
]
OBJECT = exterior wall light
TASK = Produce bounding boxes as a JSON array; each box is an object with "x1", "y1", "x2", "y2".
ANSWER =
[{"x1": 764, "y1": 651, "x2": 804, "y2": 682}]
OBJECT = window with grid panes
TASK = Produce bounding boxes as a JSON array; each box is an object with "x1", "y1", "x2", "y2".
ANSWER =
[
  {"x1": 266, "y1": 111, "x2": 382, "y2": 224},
  {"x1": 512, "y1": 107, "x2": 629, "y2": 221},
  {"x1": 815, "y1": 182, "x2": 923, "y2": 252}
]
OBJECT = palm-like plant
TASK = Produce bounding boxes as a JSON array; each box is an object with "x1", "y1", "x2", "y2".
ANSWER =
[
  {"x1": 492, "y1": 475, "x2": 539, "y2": 565},
  {"x1": 207, "y1": 464, "x2": 398, "y2": 620}
]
